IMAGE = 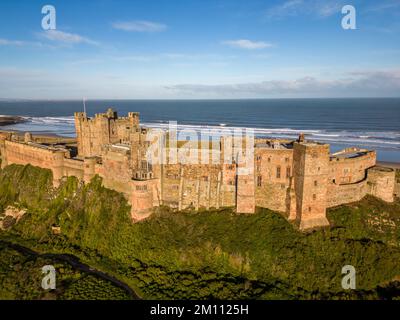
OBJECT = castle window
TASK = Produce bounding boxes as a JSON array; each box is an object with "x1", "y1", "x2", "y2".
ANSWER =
[
  {"x1": 332, "y1": 179, "x2": 336, "y2": 183},
  {"x1": 285, "y1": 157, "x2": 289, "y2": 163},
  {"x1": 276, "y1": 166, "x2": 281, "y2": 179},
  {"x1": 313, "y1": 194, "x2": 316, "y2": 200},
  {"x1": 257, "y1": 176, "x2": 262, "y2": 187},
  {"x1": 268, "y1": 157, "x2": 271, "y2": 163},
  {"x1": 314, "y1": 180, "x2": 318, "y2": 187},
  {"x1": 286, "y1": 167, "x2": 291, "y2": 178},
  {"x1": 256, "y1": 155, "x2": 262, "y2": 161},
  {"x1": 136, "y1": 185, "x2": 148, "y2": 191},
  {"x1": 141, "y1": 160, "x2": 148, "y2": 170},
  {"x1": 309, "y1": 207, "x2": 312, "y2": 212},
  {"x1": 317, "y1": 167, "x2": 321, "y2": 172}
]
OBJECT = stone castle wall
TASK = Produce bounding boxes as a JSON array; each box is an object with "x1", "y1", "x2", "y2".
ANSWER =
[
  {"x1": 327, "y1": 179, "x2": 368, "y2": 207},
  {"x1": 326, "y1": 150, "x2": 377, "y2": 207},
  {"x1": 254, "y1": 147, "x2": 293, "y2": 212},
  {"x1": 0, "y1": 108, "x2": 397, "y2": 231},
  {"x1": 329, "y1": 150, "x2": 376, "y2": 184},
  {"x1": 394, "y1": 177, "x2": 400, "y2": 199}
]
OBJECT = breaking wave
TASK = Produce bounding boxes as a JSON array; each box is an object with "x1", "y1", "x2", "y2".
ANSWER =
[{"x1": 2, "y1": 116, "x2": 399, "y2": 150}]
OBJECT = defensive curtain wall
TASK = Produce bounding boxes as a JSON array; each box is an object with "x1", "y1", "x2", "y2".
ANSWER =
[{"x1": 0, "y1": 109, "x2": 396, "y2": 230}]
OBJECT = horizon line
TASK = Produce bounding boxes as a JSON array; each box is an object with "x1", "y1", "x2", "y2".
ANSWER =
[{"x1": 1, "y1": 96, "x2": 400, "y2": 102}]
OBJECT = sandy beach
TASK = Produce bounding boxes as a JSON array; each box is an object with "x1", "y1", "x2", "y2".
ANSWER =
[{"x1": 377, "y1": 161, "x2": 400, "y2": 169}]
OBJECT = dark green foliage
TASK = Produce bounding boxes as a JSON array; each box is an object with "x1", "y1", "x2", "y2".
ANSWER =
[
  {"x1": 1, "y1": 164, "x2": 400, "y2": 299},
  {"x1": 60, "y1": 275, "x2": 130, "y2": 300},
  {"x1": 0, "y1": 164, "x2": 52, "y2": 212},
  {"x1": 0, "y1": 242, "x2": 130, "y2": 300}
]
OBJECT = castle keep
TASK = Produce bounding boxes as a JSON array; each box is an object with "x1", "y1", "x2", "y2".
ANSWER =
[{"x1": 0, "y1": 108, "x2": 397, "y2": 230}]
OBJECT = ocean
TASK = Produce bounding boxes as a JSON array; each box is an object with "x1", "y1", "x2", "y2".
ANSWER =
[{"x1": 0, "y1": 98, "x2": 399, "y2": 162}]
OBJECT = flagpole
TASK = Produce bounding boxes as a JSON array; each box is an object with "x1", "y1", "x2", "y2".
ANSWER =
[{"x1": 83, "y1": 97, "x2": 87, "y2": 115}]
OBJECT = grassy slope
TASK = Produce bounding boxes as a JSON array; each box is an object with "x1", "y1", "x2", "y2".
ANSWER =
[{"x1": 1, "y1": 164, "x2": 400, "y2": 299}]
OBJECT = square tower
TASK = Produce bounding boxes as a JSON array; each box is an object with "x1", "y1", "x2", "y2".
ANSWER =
[{"x1": 293, "y1": 139, "x2": 330, "y2": 230}]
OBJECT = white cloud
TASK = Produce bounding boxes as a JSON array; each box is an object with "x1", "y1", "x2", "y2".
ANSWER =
[
  {"x1": 222, "y1": 39, "x2": 273, "y2": 50},
  {"x1": 39, "y1": 30, "x2": 98, "y2": 45},
  {"x1": 165, "y1": 70, "x2": 400, "y2": 97},
  {"x1": 112, "y1": 20, "x2": 167, "y2": 32}
]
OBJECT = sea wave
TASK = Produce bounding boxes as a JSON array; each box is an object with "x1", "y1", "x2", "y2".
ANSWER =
[
  {"x1": 23, "y1": 116, "x2": 76, "y2": 124},
  {"x1": 3, "y1": 116, "x2": 399, "y2": 150}
]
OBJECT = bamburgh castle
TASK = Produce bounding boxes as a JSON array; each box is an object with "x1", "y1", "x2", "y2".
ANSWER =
[{"x1": 0, "y1": 108, "x2": 398, "y2": 230}]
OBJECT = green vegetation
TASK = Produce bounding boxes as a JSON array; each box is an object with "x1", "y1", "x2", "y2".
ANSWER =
[
  {"x1": 0, "y1": 242, "x2": 130, "y2": 300},
  {"x1": 1, "y1": 164, "x2": 400, "y2": 299}
]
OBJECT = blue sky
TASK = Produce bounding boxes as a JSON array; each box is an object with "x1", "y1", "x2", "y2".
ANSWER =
[{"x1": 0, "y1": 0, "x2": 399, "y2": 99}]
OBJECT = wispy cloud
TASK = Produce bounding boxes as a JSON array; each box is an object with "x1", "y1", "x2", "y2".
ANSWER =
[
  {"x1": 112, "y1": 20, "x2": 167, "y2": 32},
  {"x1": 165, "y1": 70, "x2": 400, "y2": 97},
  {"x1": 0, "y1": 38, "x2": 46, "y2": 47},
  {"x1": 112, "y1": 55, "x2": 158, "y2": 62},
  {"x1": 222, "y1": 39, "x2": 273, "y2": 49},
  {"x1": 265, "y1": 0, "x2": 344, "y2": 19},
  {"x1": 0, "y1": 39, "x2": 30, "y2": 46},
  {"x1": 38, "y1": 30, "x2": 98, "y2": 45},
  {"x1": 265, "y1": 0, "x2": 304, "y2": 19},
  {"x1": 112, "y1": 53, "x2": 236, "y2": 63}
]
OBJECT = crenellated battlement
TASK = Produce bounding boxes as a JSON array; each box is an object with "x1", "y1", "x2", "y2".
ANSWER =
[{"x1": 0, "y1": 108, "x2": 396, "y2": 230}]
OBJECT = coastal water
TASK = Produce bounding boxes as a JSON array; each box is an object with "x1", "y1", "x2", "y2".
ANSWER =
[{"x1": 0, "y1": 98, "x2": 399, "y2": 162}]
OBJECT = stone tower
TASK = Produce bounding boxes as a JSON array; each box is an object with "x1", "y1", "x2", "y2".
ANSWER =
[
  {"x1": 367, "y1": 166, "x2": 395, "y2": 202},
  {"x1": 236, "y1": 169, "x2": 256, "y2": 213},
  {"x1": 293, "y1": 136, "x2": 330, "y2": 230},
  {"x1": 74, "y1": 109, "x2": 140, "y2": 158}
]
